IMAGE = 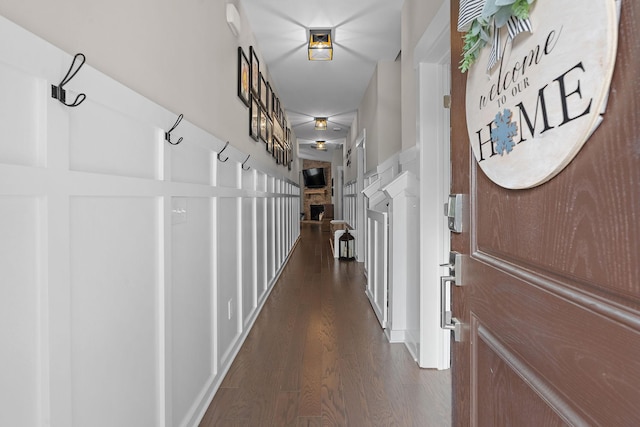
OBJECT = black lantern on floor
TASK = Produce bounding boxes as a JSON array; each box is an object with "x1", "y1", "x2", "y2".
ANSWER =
[{"x1": 339, "y1": 229, "x2": 355, "y2": 260}]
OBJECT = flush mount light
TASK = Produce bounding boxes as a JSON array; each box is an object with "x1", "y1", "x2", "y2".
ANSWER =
[
  {"x1": 315, "y1": 140, "x2": 326, "y2": 150},
  {"x1": 314, "y1": 117, "x2": 328, "y2": 131},
  {"x1": 308, "y1": 29, "x2": 333, "y2": 61}
]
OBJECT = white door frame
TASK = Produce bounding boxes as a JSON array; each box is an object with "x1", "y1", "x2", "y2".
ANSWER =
[
  {"x1": 355, "y1": 130, "x2": 366, "y2": 262},
  {"x1": 334, "y1": 165, "x2": 344, "y2": 219},
  {"x1": 415, "y1": 1, "x2": 452, "y2": 369}
]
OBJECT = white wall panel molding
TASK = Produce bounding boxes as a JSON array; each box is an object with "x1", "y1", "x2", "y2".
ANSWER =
[
  {"x1": 362, "y1": 178, "x2": 388, "y2": 212},
  {"x1": 0, "y1": 15, "x2": 300, "y2": 427},
  {"x1": 399, "y1": 145, "x2": 420, "y2": 176},
  {"x1": 366, "y1": 209, "x2": 389, "y2": 329},
  {"x1": 383, "y1": 172, "x2": 420, "y2": 347}
]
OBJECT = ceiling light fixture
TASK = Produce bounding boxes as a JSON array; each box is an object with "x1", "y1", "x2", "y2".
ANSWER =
[
  {"x1": 315, "y1": 140, "x2": 326, "y2": 150},
  {"x1": 314, "y1": 117, "x2": 328, "y2": 131},
  {"x1": 308, "y1": 29, "x2": 333, "y2": 61}
]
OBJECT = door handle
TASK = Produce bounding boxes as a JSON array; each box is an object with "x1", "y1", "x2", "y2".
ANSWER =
[{"x1": 440, "y1": 275, "x2": 462, "y2": 342}]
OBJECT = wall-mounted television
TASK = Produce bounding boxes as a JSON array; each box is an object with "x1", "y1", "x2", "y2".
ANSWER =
[{"x1": 302, "y1": 167, "x2": 326, "y2": 188}]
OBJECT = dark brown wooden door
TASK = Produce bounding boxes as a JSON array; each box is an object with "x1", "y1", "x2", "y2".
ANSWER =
[{"x1": 450, "y1": 1, "x2": 640, "y2": 426}]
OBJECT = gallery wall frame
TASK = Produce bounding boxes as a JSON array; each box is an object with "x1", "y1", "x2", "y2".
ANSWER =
[
  {"x1": 266, "y1": 82, "x2": 272, "y2": 115},
  {"x1": 259, "y1": 72, "x2": 268, "y2": 108},
  {"x1": 250, "y1": 95, "x2": 260, "y2": 141},
  {"x1": 249, "y1": 46, "x2": 259, "y2": 96},
  {"x1": 266, "y1": 116, "x2": 273, "y2": 154},
  {"x1": 259, "y1": 108, "x2": 267, "y2": 143},
  {"x1": 237, "y1": 47, "x2": 250, "y2": 107}
]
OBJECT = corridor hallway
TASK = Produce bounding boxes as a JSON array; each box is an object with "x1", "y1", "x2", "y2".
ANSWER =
[{"x1": 200, "y1": 223, "x2": 451, "y2": 426}]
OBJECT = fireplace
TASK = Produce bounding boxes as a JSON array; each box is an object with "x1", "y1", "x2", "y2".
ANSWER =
[{"x1": 310, "y1": 204, "x2": 324, "y2": 221}]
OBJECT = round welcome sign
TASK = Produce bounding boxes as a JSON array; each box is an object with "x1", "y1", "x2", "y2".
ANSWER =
[{"x1": 465, "y1": 0, "x2": 618, "y2": 189}]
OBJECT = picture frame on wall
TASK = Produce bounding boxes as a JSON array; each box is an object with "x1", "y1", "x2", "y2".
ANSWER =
[
  {"x1": 271, "y1": 93, "x2": 277, "y2": 117},
  {"x1": 237, "y1": 47, "x2": 250, "y2": 107},
  {"x1": 259, "y1": 108, "x2": 267, "y2": 143},
  {"x1": 249, "y1": 46, "x2": 259, "y2": 96},
  {"x1": 272, "y1": 114, "x2": 283, "y2": 144},
  {"x1": 266, "y1": 82, "x2": 272, "y2": 115},
  {"x1": 284, "y1": 143, "x2": 289, "y2": 165},
  {"x1": 249, "y1": 95, "x2": 259, "y2": 141},
  {"x1": 259, "y1": 73, "x2": 268, "y2": 108},
  {"x1": 266, "y1": 117, "x2": 273, "y2": 154}
]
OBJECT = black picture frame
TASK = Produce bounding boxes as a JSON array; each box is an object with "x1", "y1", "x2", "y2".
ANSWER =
[
  {"x1": 266, "y1": 116, "x2": 273, "y2": 153},
  {"x1": 249, "y1": 95, "x2": 260, "y2": 141},
  {"x1": 237, "y1": 47, "x2": 250, "y2": 107},
  {"x1": 271, "y1": 92, "x2": 277, "y2": 117},
  {"x1": 259, "y1": 108, "x2": 267, "y2": 143},
  {"x1": 259, "y1": 72, "x2": 268, "y2": 108},
  {"x1": 266, "y1": 82, "x2": 272, "y2": 115},
  {"x1": 249, "y1": 46, "x2": 259, "y2": 96}
]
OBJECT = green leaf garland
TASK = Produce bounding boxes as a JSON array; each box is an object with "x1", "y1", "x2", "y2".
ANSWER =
[{"x1": 459, "y1": 0, "x2": 535, "y2": 73}]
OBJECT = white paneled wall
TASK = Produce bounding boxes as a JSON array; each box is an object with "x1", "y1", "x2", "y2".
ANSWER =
[
  {"x1": 357, "y1": 149, "x2": 424, "y2": 365},
  {"x1": 343, "y1": 180, "x2": 357, "y2": 228},
  {"x1": 366, "y1": 209, "x2": 389, "y2": 329},
  {"x1": 0, "y1": 16, "x2": 300, "y2": 427}
]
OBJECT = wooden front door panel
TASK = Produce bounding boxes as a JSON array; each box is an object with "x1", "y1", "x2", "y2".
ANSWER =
[{"x1": 450, "y1": 1, "x2": 640, "y2": 426}]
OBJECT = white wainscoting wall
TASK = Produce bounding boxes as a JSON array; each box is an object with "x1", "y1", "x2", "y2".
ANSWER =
[
  {"x1": 357, "y1": 148, "x2": 422, "y2": 363},
  {"x1": 0, "y1": 16, "x2": 300, "y2": 427},
  {"x1": 343, "y1": 180, "x2": 357, "y2": 229}
]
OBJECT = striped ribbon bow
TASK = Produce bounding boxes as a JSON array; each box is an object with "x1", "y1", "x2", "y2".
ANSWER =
[
  {"x1": 458, "y1": 0, "x2": 485, "y2": 32},
  {"x1": 458, "y1": 0, "x2": 533, "y2": 71}
]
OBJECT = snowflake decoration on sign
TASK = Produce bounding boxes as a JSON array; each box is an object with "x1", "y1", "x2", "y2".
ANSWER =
[{"x1": 491, "y1": 109, "x2": 518, "y2": 155}]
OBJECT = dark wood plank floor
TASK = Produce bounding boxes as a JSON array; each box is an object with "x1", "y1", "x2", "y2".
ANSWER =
[{"x1": 200, "y1": 223, "x2": 451, "y2": 427}]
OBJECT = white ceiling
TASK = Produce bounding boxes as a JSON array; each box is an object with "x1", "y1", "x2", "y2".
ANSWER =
[{"x1": 240, "y1": 0, "x2": 403, "y2": 159}]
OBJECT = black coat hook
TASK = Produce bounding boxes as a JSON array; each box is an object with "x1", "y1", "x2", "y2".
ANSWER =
[
  {"x1": 217, "y1": 141, "x2": 230, "y2": 162},
  {"x1": 242, "y1": 154, "x2": 251, "y2": 170},
  {"x1": 165, "y1": 114, "x2": 184, "y2": 145},
  {"x1": 51, "y1": 53, "x2": 87, "y2": 107}
]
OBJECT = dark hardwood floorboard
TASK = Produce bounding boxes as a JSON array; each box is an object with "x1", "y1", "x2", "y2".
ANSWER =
[
  {"x1": 297, "y1": 295, "x2": 323, "y2": 417},
  {"x1": 295, "y1": 417, "x2": 322, "y2": 427},
  {"x1": 199, "y1": 223, "x2": 451, "y2": 426},
  {"x1": 273, "y1": 391, "x2": 299, "y2": 426}
]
